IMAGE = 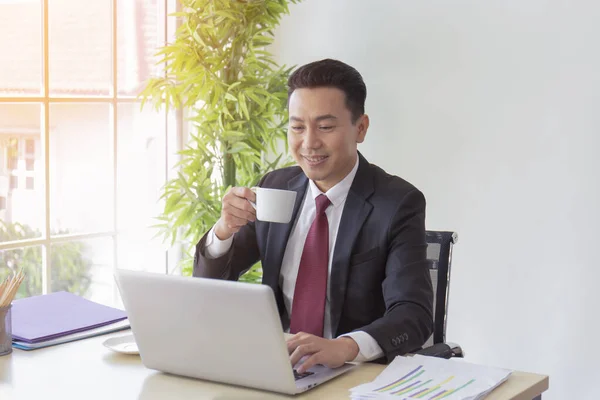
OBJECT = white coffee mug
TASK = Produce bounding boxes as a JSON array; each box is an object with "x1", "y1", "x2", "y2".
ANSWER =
[{"x1": 250, "y1": 187, "x2": 297, "y2": 223}]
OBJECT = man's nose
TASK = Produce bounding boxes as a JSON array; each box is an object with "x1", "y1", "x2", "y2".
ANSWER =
[{"x1": 302, "y1": 128, "x2": 321, "y2": 149}]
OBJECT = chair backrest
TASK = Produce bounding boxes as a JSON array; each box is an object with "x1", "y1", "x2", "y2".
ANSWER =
[{"x1": 424, "y1": 230, "x2": 458, "y2": 347}]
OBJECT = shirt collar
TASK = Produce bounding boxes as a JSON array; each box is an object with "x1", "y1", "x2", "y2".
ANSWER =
[{"x1": 308, "y1": 155, "x2": 360, "y2": 208}]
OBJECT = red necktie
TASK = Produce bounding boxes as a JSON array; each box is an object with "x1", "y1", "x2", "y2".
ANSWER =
[{"x1": 290, "y1": 194, "x2": 331, "y2": 337}]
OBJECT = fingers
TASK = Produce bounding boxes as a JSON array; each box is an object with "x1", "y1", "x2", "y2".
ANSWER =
[
  {"x1": 222, "y1": 200, "x2": 255, "y2": 224},
  {"x1": 296, "y1": 353, "x2": 324, "y2": 374},
  {"x1": 286, "y1": 332, "x2": 312, "y2": 353},
  {"x1": 287, "y1": 333, "x2": 325, "y2": 372},
  {"x1": 223, "y1": 189, "x2": 256, "y2": 218},
  {"x1": 290, "y1": 342, "x2": 318, "y2": 367},
  {"x1": 287, "y1": 333, "x2": 349, "y2": 373},
  {"x1": 231, "y1": 186, "x2": 256, "y2": 203},
  {"x1": 217, "y1": 187, "x2": 257, "y2": 237}
]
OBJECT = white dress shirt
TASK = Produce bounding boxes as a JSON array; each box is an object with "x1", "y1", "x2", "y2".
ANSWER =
[{"x1": 204, "y1": 157, "x2": 384, "y2": 362}]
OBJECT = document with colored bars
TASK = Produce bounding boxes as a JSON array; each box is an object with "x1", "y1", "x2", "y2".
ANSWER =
[{"x1": 349, "y1": 354, "x2": 512, "y2": 400}]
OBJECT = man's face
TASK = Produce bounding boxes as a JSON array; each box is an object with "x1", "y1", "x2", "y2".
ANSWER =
[{"x1": 287, "y1": 87, "x2": 369, "y2": 192}]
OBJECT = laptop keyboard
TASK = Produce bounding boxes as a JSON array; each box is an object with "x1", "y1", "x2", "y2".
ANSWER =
[{"x1": 293, "y1": 369, "x2": 314, "y2": 380}]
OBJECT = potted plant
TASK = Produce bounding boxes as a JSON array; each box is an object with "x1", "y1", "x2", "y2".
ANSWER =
[{"x1": 141, "y1": 0, "x2": 301, "y2": 281}]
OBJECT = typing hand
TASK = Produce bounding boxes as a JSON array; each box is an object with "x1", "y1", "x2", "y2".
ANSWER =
[
  {"x1": 287, "y1": 332, "x2": 359, "y2": 374},
  {"x1": 214, "y1": 187, "x2": 256, "y2": 240}
]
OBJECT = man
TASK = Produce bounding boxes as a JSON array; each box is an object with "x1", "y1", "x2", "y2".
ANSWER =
[{"x1": 194, "y1": 59, "x2": 433, "y2": 373}]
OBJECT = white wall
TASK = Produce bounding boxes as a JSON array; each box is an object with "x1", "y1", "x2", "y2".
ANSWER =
[{"x1": 273, "y1": 1, "x2": 600, "y2": 398}]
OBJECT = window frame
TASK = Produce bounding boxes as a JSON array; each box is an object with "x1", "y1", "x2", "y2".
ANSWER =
[{"x1": 0, "y1": 0, "x2": 181, "y2": 301}]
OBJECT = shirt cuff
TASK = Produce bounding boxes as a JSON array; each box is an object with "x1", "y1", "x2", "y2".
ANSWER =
[
  {"x1": 339, "y1": 331, "x2": 384, "y2": 363},
  {"x1": 204, "y1": 226, "x2": 234, "y2": 259}
]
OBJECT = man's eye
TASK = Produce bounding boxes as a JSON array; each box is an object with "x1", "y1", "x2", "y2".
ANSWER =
[
  {"x1": 320, "y1": 126, "x2": 334, "y2": 130},
  {"x1": 291, "y1": 126, "x2": 304, "y2": 131}
]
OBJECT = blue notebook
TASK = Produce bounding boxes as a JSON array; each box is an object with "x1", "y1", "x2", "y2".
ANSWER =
[{"x1": 11, "y1": 291, "x2": 127, "y2": 343}]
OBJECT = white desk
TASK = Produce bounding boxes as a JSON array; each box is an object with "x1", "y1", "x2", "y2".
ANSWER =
[{"x1": 0, "y1": 332, "x2": 549, "y2": 400}]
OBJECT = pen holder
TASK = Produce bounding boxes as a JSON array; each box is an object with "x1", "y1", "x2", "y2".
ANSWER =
[{"x1": 0, "y1": 305, "x2": 12, "y2": 356}]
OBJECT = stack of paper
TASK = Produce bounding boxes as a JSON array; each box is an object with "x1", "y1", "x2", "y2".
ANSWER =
[
  {"x1": 11, "y1": 291, "x2": 130, "y2": 350},
  {"x1": 350, "y1": 355, "x2": 511, "y2": 400}
]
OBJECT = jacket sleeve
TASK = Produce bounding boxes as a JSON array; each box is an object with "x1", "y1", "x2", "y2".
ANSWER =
[
  {"x1": 359, "y1": 189, "x2": 434, "y2": 362},
  {"x1": 192, "y1": 220, "x2": 260, "y2": 281}
]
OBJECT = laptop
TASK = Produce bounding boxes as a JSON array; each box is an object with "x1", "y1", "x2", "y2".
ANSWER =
[{"x1": 113, "y1": 269, "x2": 356, "y2": 394}]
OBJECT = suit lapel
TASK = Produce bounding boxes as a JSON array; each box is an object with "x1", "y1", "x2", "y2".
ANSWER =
[
  {"x1": 329, "y1": 153, "x2": 374, "y2": 336},
  {"x1": 263, "y1": 171, "x2": 308, "y2": 295}
]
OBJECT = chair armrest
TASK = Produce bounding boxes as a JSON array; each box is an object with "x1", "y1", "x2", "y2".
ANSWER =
[{"x1": 414, "y1": 342, "x2": 464, "y2": 359}]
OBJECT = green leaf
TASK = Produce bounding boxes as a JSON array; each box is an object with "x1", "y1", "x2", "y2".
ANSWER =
[
  {"x1": 228, "y1": 81, "x2": 242, "y2": 91},
  {"x1": 222, "y1": 130, "x2": 247, "y2": 138},
  {"x1": 238, "y1": 93, "x2": 250, "y2": 120},
  {"x1": 214, "y1": 10, "x2": 238, "y2": 21},
  {"x1": 245, "y1": 90, "x2": 266, "y2": 108},
  {"x1": 227, "y1": 143, "x2": 251, "y2": 154}
]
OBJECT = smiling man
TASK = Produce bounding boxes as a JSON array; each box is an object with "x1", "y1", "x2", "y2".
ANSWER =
[{"x1": 194, "y1": 59, "x2": 434, "y2": 373}]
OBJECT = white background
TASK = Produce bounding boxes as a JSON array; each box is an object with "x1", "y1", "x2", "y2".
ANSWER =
[{"x1": 273, "y1": 1, "x2": 600, "y2": 398}]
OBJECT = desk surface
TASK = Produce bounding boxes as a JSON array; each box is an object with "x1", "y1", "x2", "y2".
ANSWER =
[{"x1": 0, "y1": 332, "x2": 548, "y2": 400}]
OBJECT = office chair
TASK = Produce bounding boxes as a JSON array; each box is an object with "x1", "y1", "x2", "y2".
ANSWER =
[{"x1": 414, "y1": 230, "x2": 463, "y2": 359}]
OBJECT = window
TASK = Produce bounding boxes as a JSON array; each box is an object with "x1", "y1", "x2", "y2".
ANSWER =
[
  {"x1": 0, "y1": 0, "x2": 181, "y2": 306},
  {"x1": 6, "y1": 138, "x2": 17, "y2": 170},
  {"x1": 7, "y1": 155, "x2": 17, "y2": 170},
  {"x1": 25, "y1": 139, "x2": 34, "y2": 155}
]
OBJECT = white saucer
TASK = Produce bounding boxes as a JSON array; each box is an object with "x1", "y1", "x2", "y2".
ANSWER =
[{"x1": 102, "y1": 333, "x2": 139, "y2": 355}]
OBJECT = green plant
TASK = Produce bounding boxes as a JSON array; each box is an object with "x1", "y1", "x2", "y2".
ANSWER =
[
  {"x1": 0, "y1": 221, "x2": 92, "y2": 298},
  {"x1": 141, "y1": 0, "x2": 300, "y2": 280}
]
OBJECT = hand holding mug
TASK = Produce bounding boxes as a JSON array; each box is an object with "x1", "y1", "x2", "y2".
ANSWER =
[
  {"x1": 214, "y1": 187, "x2": 256, "y2": 240},
  {"x1": 214, "y1": 186, "x2": 297, "y2": 240}
]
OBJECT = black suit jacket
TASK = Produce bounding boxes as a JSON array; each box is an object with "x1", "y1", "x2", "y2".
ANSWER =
[{"x1": 193, "y1": 153, "x2": 433, "y2": 362}]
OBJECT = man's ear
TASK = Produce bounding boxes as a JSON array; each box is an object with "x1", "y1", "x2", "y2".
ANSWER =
[{"x1": 356, "y1": 114, "x2": 369, "y2": 143}]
